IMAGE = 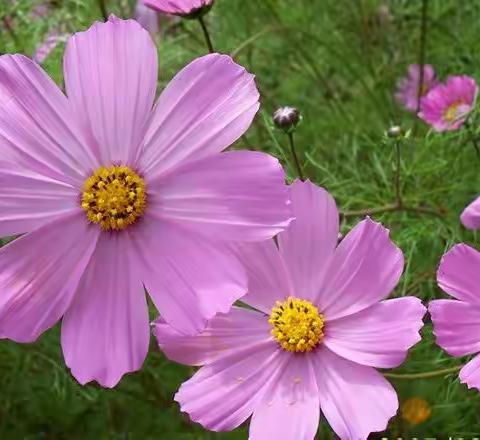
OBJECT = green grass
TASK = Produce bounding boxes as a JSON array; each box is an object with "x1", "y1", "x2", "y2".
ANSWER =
[{"x1": 1, "y1": 0, "x2": 480, "y2": 437}]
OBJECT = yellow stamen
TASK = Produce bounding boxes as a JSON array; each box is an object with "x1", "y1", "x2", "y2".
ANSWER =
[
  {"x1": 81, "y1": 165, "x2": 146, "y2": 231},
  {"x1": 401, "y1": 397, "x2": 432, "y2": 426},
  {"x1": 268, "y1": 297, "x2": 324, "y2": 353},
  {"x1": 443, "y1": 100, "x2": 466, "y2": 123}
]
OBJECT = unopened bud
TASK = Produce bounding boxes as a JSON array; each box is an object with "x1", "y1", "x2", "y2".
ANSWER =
[
  {"x1": 387, "y1": 125, "x2": 403, "y2": 138},
  {"x1": 273, "y1": 106, "x2": 301, "y2": 132}
]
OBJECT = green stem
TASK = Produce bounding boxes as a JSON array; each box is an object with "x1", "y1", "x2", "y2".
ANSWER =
[
  {"x1": 395, "y1": 140, "x2": 402, "y2": 207},
  {"x1": 288, "y1": 132, "x2": 305, "y2": 181},
  {"x1": 385, "y1": 365, "x2": 462, "y2": 380},
  {"x1": 97, "y1": 0, "x2": 108, "y2": 21},
  {"x1": 415, "y1": 0, "x2": 428, "y2": 114},
  {"x1": 198, "y1": 15, "x2": 215, "y2": 53}
]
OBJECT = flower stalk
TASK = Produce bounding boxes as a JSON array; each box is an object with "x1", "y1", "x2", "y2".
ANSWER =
[{"x1": 198, "y1": 15, "x2": 214, "y2": 53}]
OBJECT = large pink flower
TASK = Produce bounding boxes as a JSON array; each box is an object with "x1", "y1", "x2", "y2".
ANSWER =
[
  {"x1": 143, "y1": 0, "x2": 213, "y2": 17},
  {"x1": 430, "y1": 244, "x2": 480, "y2": 391},
  {"x1": 0, "y1": 17, "x2": 292, "y2": 387},
  {"x1": 395, "y1": 64, "x2": 438, "y2": 112},
  {"x1": 461, "y1": 196, "x2": 480, "y2": 230},
  {"x1": 419, "y1": 75, "x2": 478, "y2": 132},
  {"x1": 154, "y1": 180, "x2": 426, "y2": 440}
]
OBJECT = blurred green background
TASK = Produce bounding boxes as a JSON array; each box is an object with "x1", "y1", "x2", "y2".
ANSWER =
[{"x1": 1, "y1": 0, "x2": 480, "y2": 438}]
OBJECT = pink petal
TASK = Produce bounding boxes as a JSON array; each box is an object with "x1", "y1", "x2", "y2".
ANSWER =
[
  {"x1": 461, "y1": 196, "x2": 480, "y2": 230},
  {"x1": 61, "y1": 232, "x2": 149, "y2": 388},
  {"x1": 324, "y1": 297, "x2": 426, "y2": 368},
  {"x1": 64, "y1": 17, "x2": 157, "y2": 166},
  {"x1": 135, "y1": 1, "x2": 159, "y2": 34},
  {"x1": 314, "y1": 347, "x2": 398, "y2": 439},
  {"x1": 133, "y1": 218, "x2": 247, "y2": 335},
  {"x1": 460, "y1": 354, "x2": 480, "y2": 391},
  {"x1": 143, "y1": 0, "x2": 213, "y2": 17},
  {"x1": 0, "y1": 214, "x2": 99, "y2": 342},
  {"x1": 0, "y1": 162, "x2": 78, "y2": 236},
  {"x1": 437, "y1": 244, "x2": 480, "y2": 304},
  {"x1": 154, "y1": 306, "x2": 270, "y2": 366},
  {"x1": 138, "y1": 54, "x2": 260, "y2": 179},
  {"x1": 0, "y1": 54, "x2": 97, "y2": 186},
  {"x1": 231, "y1": 240, "x2": 292, "y2": 314},
  {"x1": 277, "y1": 180, "x2": 339, "y2": 302},
  {"x1": 250, "y1": 355, "x2": 320, "y2": 440},
  {"x1": 429, "y1": 299, "x2": 480, "y2": 357},
  {"x1": 317, "y1": 217, "x2": 404, "y2": 320},
  {"x1": 175, "y1": 342, "x2": 285, "y2": 431},
  {"x1": 148, "y1": 151, "x2": 292, "y2": 241}
]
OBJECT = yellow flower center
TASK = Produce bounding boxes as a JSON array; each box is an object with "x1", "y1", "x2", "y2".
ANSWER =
[
  {"x1": 81, "y1": 165, "x2": 146, "y2": 231},
  {"x1": 443, "y1": 100, "x2": 465, "y2": 122},
  {"x1": 401, "y1": 397, "x2": 432, "y2": 426},
  {"x1": 268, "y1": 297, "x2": 324, "y2": 353}
]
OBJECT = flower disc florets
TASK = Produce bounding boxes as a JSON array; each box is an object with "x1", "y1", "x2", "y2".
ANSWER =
[
  {"x1": 81, "y1": 165, "x2": 146, "y2": 231},
  {"x1": 269, "y1": 296, "x2": 324, "y2": 352}
]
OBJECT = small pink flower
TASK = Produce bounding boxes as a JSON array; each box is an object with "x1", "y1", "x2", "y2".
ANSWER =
[
  {"x1": 143, "y1": 0, "x2": 213, "y2": 17},
  {"x1": 419, "y1": 75, "x2": 478, "y2": 132},
  {"x1": 154, "y1": 180, "x2": 426, "y2": 440},
  {"x1": 33, "y1": 32, "x2": 70, "y2": 65},
  {"x1": 395, "y1": 64, "x2": 438, "y2": 112},
  {"x1": 430, "y1": 244, "x2": 480, "y2": 391},
  {"x1": 461, "y1": 196, "x2": 480, "y2": 230},
  {"x1": 0, "y1": 17, "x2": 292, "y2": 387}
]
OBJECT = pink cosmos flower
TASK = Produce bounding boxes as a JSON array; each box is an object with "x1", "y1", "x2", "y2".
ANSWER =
[
  {"x1": 154, "y1": 180, "x2": 426, "y2": 440},
  {"x1": 419, "y1": 75, "x2": 478, "y2": 132},
  {"x1": 430, "y1": 244, "x2": 480, "y2": 391},
  {"x1": 143, "y1": 0, "x2": 213, "y2": 17},
  {"x1": 461, "y1": 196, "x2": 480, "y2": 230},
  {"x1": 0, "y1": 17, "x2": 292, "y2": 387},
  {"x1": 135, "y1": 0, "x2": 160, "y2": 34},
  {"x1": 395, "y1": 64, "x2": 438, "y2": 112}
]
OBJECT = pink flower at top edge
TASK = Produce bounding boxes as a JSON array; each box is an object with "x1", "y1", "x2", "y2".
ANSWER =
[
  {"x1": 461, "y1": 196, "x2": 480, "y2": 230},
  {"x1": 154, "y1": 180, "x2": 426, "y2": 440},
  {"x1": 0, "y1": 16, "x2": 292, "y2": 387},
  {"x1": 419, "y1": 75, "x2": 478, "y2": 132},
  {"x1": 135, "y1": 0, "x2": 160, "y2": 34},
  {"x1": 143, "y1": 0, "x2": 213, "y2": 17},
  {"x1": 395, "y1": 64, "x2": 438, "y2": 112},
  {"x1": 430, "y1": 244, "x2": 480, "y2": 391}
]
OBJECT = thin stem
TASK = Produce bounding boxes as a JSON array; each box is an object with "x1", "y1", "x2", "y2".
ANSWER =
[
  {"x1": 288, "y1": 132, "x2": 305, "y2": 181},
  {"x1": 97, "y1": 0, "x2": 108, "y2": 21},
  {"x1": 415, "y1": 0, "x2": 428, "y2": 114},
  {"x1": 2, "y1": 16, "x2": 19, "y2": 47},
  {"x1": 471, "y1": 137, "x2": 480, "y2": 160},
  {"x1": 395, "y1": 140, "x2": 402, "y2": 207},
  {"x1": 198, "y1": 15, "x2": 215, "y2": 53},
  {"x1": 385, "y1": 365, "x2": 462, "y2": 380}
]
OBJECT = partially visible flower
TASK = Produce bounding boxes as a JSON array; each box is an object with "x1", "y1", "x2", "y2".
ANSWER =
[
  {"x1": 419, "y1": 76, "x2": 478, "y2": 132},
  {"x1": 0, "y1": 17, "x2": 292, "y2": 388},
  {"x1": 155, "y1": 180, "x2": 426, "y2": 440},
  {"x1": 461, "y1": 196, "x2": 480, "y2": 230},
  {"x1": 33, "y1": 32, "x2": 69, "y2": 64},
  {"x1": 401, "y1": 397, "x2": 431, "y2": 425},
  {"x1": 31, "y1": 1, "x2": 49, "y2": 19},
  {"x1": 430, "y1": 244, "x2": 480, "y2": 391},
  {"x1": 273, "y1": 106, "x2": 300, "y2": 132},
  {"x1": 143, "y1": 0, "x2": 213, "y2": 17},
  {"x1": 135, "y1": 0, "x2": 159, "y2": 34},
  {"x1": 395, "y1": 64, "x2": 438, "y2": 112}
]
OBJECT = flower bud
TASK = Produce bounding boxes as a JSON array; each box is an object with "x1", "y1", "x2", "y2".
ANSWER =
[
  {"x1": 387, "y1": 125, "x2": 403, "y2": 139},
  {"x1": 273, "y1": 106, "x2": 301, "y2": 132}
]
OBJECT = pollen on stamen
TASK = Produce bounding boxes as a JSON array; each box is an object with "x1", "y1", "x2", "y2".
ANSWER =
[
  {"x1": 81, "y1": 165, "x2": 147, "y2": 231},
  {"x1": 268, "y1": 296, "x2": 325, "y2": 353}
]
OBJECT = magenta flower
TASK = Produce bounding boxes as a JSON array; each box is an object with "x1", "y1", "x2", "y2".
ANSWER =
[
  {"x1": 154, "y1": 180, "x2": 426, "y2": 439},
  {"x1": 461, "y1": 196, "x2": 480, "y2": 230},
  {"x1": 135, "y1": 0, "x2": 160, "y2": 34},
  {"x1": 430, "y1": 244, "x2": 480, "y2": 391},
  {"x1": 395, "y1": 64, "x2": 438, "y2": 112},
  {"x1": 0, "y1": 17, "x2": 292, "y2": 387},
  {"x1": 143, "y1": 0, "x2": 213, "y2": 17},
  {"x1": 419, "y1": 75, "x2": 478, "y2": 132}
]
